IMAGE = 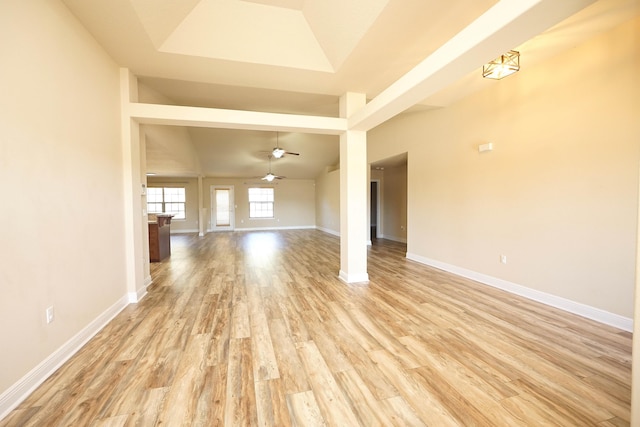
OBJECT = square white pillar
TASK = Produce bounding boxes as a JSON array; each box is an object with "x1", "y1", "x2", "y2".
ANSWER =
[{"x1": 339, "y1": 93, "x2": 369, "y2": 283}]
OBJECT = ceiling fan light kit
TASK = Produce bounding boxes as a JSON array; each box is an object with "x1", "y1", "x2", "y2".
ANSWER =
[
  {"x1": 272, "y1": 132, "x2": 300, "y2": 158},
  {"x1": 272, "y1": 147, "x2": 286, "y2": 158},
  {"x1": 261, "y1": 155, "x2": 285, "y2": 181},
  {"x1": 255, "y1": 133, "x2": 301, "y2": 181}
]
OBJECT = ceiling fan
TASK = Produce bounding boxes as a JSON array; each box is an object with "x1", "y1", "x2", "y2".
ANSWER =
[
  {"x1": 261, "y1": 155, "x2": 285, "y2": 182},
  {"x1": 271, "y1": 132, "x2": 299, "y2": 158}
]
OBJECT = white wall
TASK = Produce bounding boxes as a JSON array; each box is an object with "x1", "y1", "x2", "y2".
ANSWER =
[
  {"x1": 147, "y1": 177, "x2": 200, "y2": 233},
  {"x1": 139, "y1": 84, "x2": 202, "y2": 176},
  {"x1": 314, "y1": 164, "x2": 408, "y2": 242},
  {"x1": 203, "y1": 178, "x2": 316, "y2": 231},
  {"x1": 315, "y1": 167, "x2": 341, "y2": 235},
  {"x1": 0, "y1": 0, "x2": 126, "y2": 402},
  {"x1": 369, "y1": 17, "x2": 640, "y2": 321},
  {"x1": 381, "y1": 164, "x2": 407, "y2": 243}
]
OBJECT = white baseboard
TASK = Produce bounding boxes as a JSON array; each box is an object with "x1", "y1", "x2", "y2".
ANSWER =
[
  {"x1": 406, "y1": 252, "x2": 633, "y2": 332},
  {"x1": 170, "y1": 228, "x2": 199, "y2": 234},
  {"x1": 339, "y1": 270, "x2": 369, "y2": 284},
  {"x1": 0, "y1": 295, "x2": 130, "y2": 420},
  {"x1": 235, "y1": 225, "x2": 316, "y2": 232},
  {"x1": 205, "y1": 226, "x2": 319, "y2": 234},
  {"x1": 128, "y1": 276, "x2": 152, "y2": 303},
  {"x1": 381, "y1": 234, "x2": 407, "y2": 243},
  {"x1": 316, "y1": 226, "x2": 340, "y2": 237}
]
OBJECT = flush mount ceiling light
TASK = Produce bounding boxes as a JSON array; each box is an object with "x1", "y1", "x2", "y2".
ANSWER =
[{"x1": 482, "y1": 50, "x2": 520, "y2": 80}]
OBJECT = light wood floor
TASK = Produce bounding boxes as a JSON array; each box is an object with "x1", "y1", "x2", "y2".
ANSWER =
[{"x1": 1, "y1": 230, "x2": 632, "y2": 426}]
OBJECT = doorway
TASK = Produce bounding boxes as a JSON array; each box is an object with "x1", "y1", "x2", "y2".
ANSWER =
[
  {"x1": 211, "y1": 185, "x2": 235, "y2": 231},
  {"x1": 371, "y1": 152, "x2": 408, "y2": 244},
  {"x1": 370, "y1": 180, "x2": 380, "y2": 240}
]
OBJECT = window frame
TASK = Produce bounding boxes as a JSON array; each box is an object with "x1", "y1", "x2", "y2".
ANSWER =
[
  {"x1": 146, "y1": 186, "x2": 186, "y2": 220},
  {"x1": 248, "y1": 187, "x2": 275, "y2": 219}
]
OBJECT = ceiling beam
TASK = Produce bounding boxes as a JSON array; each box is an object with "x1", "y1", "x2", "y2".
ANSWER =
[
  {"x1": 127, "y1": 102, "x2": 348, "y2": 135},
  {"x1": 348, "y1": 0, "x2": 596, "y2": 132}
]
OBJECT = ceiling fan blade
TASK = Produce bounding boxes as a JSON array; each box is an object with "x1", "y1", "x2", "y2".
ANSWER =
[{"x1": 285, "y1": 151, "x2": 300, "y2": 156}]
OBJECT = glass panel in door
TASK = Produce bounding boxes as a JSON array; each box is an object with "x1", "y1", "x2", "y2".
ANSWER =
[{"x1": 215, "y1": 189, "x2": 230, "y2": 226}]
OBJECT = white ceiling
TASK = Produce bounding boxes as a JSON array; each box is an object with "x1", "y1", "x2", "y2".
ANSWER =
[{"x1": 62, "y1": 0, "x2": 640, "y2": 179}]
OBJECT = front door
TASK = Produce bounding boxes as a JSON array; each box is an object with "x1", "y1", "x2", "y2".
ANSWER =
[{"x1": 211, "y1": 186, "x2": 234, "y2": 231}]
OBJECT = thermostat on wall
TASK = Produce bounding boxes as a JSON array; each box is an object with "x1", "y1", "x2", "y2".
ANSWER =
[{"x1": 478, "y1": 142, "x2": 493, "y2": 153}]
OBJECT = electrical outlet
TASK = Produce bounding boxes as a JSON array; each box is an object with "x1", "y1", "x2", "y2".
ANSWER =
[
  {"x1": 46, "y1": 306, "x2": 55, "y2": 324},
  {"x1": 500, "y1": 255, "x2": 507, "y2": 264}
]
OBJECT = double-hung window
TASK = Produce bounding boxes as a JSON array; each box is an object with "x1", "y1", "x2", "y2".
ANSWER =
[
  {"x1": 147, "y1": 187, "x2": 186, "y2": 219},
  {"x1": 248, "y1": 187, "x2": 274, "y2": 218}
]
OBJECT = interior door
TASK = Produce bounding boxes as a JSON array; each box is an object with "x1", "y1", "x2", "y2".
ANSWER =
[{"x1": 211, "y1": 186, "x2": 235, "y2": 231}]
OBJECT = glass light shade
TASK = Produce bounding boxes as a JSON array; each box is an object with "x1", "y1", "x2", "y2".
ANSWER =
[
  {"x1": 483, "y1": 50, "x2": 520, "y2": 80},
  {"x1": 263, "y1": 173, "x2": 275, "y2": 182},
  {"x1": 272, "y1": 148, "x2": 285, "y2": 158}
]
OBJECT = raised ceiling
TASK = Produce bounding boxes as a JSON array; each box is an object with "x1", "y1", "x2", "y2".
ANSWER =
[
  {"x1": 143, "y1": 0, "x2": 390, "y2": 73},
  {"x1": 62, "y1": 0, "x2": 640, "y2": 179}
]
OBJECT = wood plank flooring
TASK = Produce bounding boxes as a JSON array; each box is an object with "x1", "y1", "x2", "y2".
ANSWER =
[{"x1": 1, "y1": 230, "x2": 632, "y2": 426}]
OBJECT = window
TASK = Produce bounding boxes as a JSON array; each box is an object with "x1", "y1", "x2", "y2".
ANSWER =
[
  {"x1": 248, "y1": 187, "x2": 274, "y2": 218},
  {"x1": 147, "y1": 187, "x2": 186, "y2": 219}
]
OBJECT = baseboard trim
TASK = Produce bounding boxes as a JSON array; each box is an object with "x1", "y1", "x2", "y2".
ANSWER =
[
  {"x1": 170, "y1": 228, "x2": 199, "y2": 234},
  {"x1": 128, "y1": 276, "x2": 152, "y2": 303},
  {"x1": 0, "y1": 295, "x2": 130, "y2": 420},
  {"x1": 381, "y1": 235, "x2": 407, "y2": 243},
  {"x1": 405, "y1": 252, "x2": 633, "y2": 332},
  {"x1": 316, "y1": 226, "x2": 340, "y2": 237},
  {"x1": 338, "y1": 270, "x2": 369, "y2": 284},
  {"x1": 235, "y1": 225, "x2": 316, "y2": 232}
]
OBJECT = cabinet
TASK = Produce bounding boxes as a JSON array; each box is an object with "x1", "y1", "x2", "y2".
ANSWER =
[{"x1": 149, "y1": 214, "x2": 173, "y2": 262}]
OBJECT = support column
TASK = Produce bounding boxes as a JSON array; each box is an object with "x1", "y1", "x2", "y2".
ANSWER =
[
  {"x1": 140, "y1": 131, "x2": 151, "y2": 287},
  {"x1": 120, "y1": 69, "x2": 148, "y2": 302},
  {"x1": 631, "y1": 160, "x2": 640, "y2": 424},
  {"x1": 198, "y1": 175, "x2": 205, "y2": 237},
  {"x1": 339, "y1": 92, "x2": 369, "y2": 283}
]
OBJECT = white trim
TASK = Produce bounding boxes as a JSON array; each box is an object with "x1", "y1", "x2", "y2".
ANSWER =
[
  {"x1": 206, "y1": 225, "x2": 318, "y2": 233},
  {"x1": 129, "y1": 102, "x2": 348, "y2": 134},
  {"x1": 0, "y1": 295, "x2": 130, "y2": 420},
  {"x1": 316, "y1": 226, "x2": 340, "y2": 237},
  {"x1": 339, "y1": 270, "x2": 370, "y2": 284},
  {"x1": 406, "y1": 253, "x2": 633, "y2": 332},
  {"x1": 382, "y1": 234, "x2": 407, "y2": 243},
  {"x1": 210, "y1": 185, "x2": 235, "y2": 232},
  {"x1": 170, "y1": 228, "x2": 199, "y2": 234},
  {"x1": 235, "y1": 225, "x2": 316, "y2": 232},
  {"x1": 128, "y1": 276, "x2": 152, "y2": 303}
]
